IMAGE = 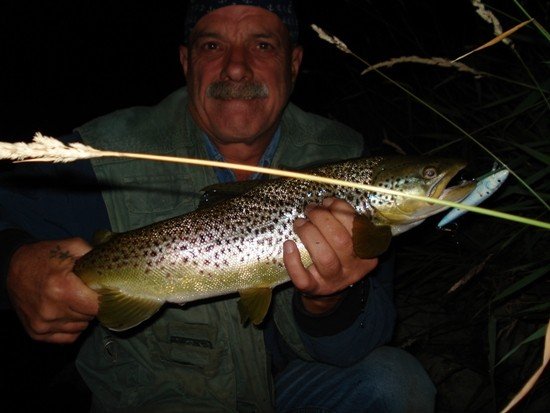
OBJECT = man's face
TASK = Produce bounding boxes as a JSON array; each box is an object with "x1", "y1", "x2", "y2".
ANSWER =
[{"x1": 180, "y1": 5, "x2": 303, "y2": 146}]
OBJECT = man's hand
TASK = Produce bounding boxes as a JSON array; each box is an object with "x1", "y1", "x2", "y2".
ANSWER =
[
  {"x1": 7, "y1": 238, "x2": 99, "y2": 344},
  {"x1": 283, "y1": 198, "x2": 378, "y2": 314}
]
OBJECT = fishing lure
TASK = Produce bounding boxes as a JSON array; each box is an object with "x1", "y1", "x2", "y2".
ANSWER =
[{"x1": 437, "y1": 165, "x2": 509, "y2": 228}]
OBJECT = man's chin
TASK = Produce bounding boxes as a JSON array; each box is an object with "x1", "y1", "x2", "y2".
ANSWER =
[
  {"x1": 211, "y1": 127, "x2": 264, "y2": 145},
  {"x1": 210, "y1": 102, "x2": 270, "y2": 129}
]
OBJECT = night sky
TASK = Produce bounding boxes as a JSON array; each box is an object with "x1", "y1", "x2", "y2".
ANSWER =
[{"x1": 1, "y1": 0, "x2": 486, "y2": 142}]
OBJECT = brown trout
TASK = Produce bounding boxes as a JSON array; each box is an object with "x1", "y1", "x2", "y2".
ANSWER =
[{"x1": 74, "y1": 156, "x2": 475, "y2": 331}]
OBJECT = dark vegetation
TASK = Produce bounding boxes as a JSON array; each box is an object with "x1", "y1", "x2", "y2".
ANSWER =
[
  {"x1": 1, "y1": 1, "x2": 548, "y2": 411},
  {"x1": 299, "y1": 1, "x2": 549, "y2": 412}
]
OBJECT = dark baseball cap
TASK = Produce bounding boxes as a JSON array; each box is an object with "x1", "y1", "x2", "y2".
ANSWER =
[{"x1": 183, "y1": 0, "x2": 299, "y2": 44}]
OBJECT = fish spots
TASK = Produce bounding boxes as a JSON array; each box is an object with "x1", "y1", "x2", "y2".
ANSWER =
[
  {"x1": 77, "y1": 157, "x2": 403, "y2": 301},
  {"x1": 110, "y1": 255, "x2": 122, "y2": 263},
  {"x1": 370, "y1": 192, "x2": 394, "y2": 207}
]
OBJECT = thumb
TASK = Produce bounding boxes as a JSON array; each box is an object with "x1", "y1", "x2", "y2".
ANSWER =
[
  {"x1": 62, "y1": 237, "x2": 93, "y2": 258},
  {"x1": 61, "y1": 238, "x2": 97, "y2": 315},
  {"x1": 66, "y1": 273, "x2": 99, "y2": 316}
]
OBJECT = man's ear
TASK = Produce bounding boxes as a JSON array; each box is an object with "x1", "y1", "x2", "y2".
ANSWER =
[
  {"x1": 290, "y1": 45, "x2": 304, "y2": 83},
  {"x1": 179, "y1": 45, "x2": 189, "y2": 76}
]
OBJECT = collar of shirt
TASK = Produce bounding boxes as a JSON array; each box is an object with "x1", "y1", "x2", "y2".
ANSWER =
[{"x1": 202, "y1": 126, "x2": 281, "y2": 183}]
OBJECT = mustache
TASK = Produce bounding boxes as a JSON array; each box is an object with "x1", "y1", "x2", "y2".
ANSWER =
[{"x1": 206, "y1": 81, "x2": 269, "y2": 100}]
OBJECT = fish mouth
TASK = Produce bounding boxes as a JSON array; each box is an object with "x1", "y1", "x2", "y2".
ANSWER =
[
  {"x1": 439, "y1": 178, "x2": 476, "y2": 202},
  {"x1": 414, "y1": 173, "x2": 476, "y2": 219}
]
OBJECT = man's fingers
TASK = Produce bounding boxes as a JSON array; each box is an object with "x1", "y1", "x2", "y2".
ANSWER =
[
  {"x1": 293, "y1": 216, "x2": 342, "y2": 278},
  {"x1": 283, "y1": 239, "x2": 317, "y2": 292},
  {"x1": 6, "y1": 238, "x2": 98, "y2": 343},
  {"x1": 26, "y1": 315, "x2": 91, "y2": 335},
  {"x1": 33, "y1": 331, "x2": 87, "y2": 345},
  {"x1": 308, "y1": 198, "x2": 356, "y2": 257},
  {"x1": 53, "y1": 320, "x2": 91, "y2": 334},
  {"x1": 322, "y1": 198, "x2": 356, "y2": 234}
]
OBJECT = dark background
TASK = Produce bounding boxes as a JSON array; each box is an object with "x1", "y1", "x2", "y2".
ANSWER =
[
  {"x1": 1, "y1": 1, "x2": 548, "y2": 412},
  {"x1": 1, "y1": 0, "x2": 486, "y2": 142}
]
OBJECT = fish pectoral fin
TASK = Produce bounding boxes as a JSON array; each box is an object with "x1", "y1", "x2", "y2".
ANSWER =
[
  {"x1": 96, "y1": 287, "x2": 164, "y2": 332},
  {"x1": 352, "y1": 215, "x2": 393, "y2": 259},
  {"x1": 237, "y1": 288, "x2": 272, "y2": 326}
]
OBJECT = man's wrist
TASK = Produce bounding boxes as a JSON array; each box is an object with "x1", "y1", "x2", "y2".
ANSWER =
[
  {"x1": 292, "y1": 278, "x2": 370, "y2": 337},
  {"x1": 298, "y1": 287, "x2": 350, "y2": 314}
]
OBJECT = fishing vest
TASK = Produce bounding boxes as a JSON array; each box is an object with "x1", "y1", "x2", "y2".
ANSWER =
[{"x1": 75, "y1": 88, "x2": 363, "y2": 412}]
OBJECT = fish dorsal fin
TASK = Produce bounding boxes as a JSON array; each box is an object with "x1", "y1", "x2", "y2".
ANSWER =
[
  {"x1": 199, "y1": 180, "x2": 265, "y2": 208},
  {"x1": 237, "y1": 287, "x2": 272, "y2": 326},
  {"x1": 92, "y1": 229, "x2": 116, "y2": 246},
  {"x1": 352, "y1": 215, "x2": 393, "y2": 259},
  {"x1": 96, "y1": 287, "x2": 164, "y2": 331}
]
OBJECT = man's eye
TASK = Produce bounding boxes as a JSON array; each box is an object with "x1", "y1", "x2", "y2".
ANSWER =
[
  {"x1": 257, "y1": 42, "x2": 274, "y2": 50},
  {"x1": 202, "y1": 42, "x2": 219, "y2": 51}
]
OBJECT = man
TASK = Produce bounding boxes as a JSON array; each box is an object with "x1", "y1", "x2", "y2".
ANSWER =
[{"x1": 0, "y1": 1, "x2": 436, "y2": 411}]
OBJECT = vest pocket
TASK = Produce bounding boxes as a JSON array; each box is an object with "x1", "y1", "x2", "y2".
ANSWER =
[
  {"x1": 151, "y1": 320, "x2": 225, "y2": 377},
  {"x1": 149, "y1": 319, "x2": 228, "y2": 400}
]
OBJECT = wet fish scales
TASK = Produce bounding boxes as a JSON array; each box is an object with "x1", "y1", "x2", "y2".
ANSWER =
[{"x1": 75, "y1": 156, "x2": 475, "y2": 331}]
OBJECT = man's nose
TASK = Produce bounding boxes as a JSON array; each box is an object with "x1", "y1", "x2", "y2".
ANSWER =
[{"x1": 222, "y1": 46, "x2": 251, "y2": 81}]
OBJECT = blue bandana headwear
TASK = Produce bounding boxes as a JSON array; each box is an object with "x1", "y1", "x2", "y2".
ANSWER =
[{"x1": 183, "y1": 0, "x2": 299, "y2": 44}]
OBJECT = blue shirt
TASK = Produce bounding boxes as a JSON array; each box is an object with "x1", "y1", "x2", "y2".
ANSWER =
[{"x1": 202, "y1": 125, "x2": 281, "y2": 182}]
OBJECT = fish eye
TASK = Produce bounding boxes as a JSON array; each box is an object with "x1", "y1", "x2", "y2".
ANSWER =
[{"x1": 423, "y1": 166, "x2": 437, "y2": 179}]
